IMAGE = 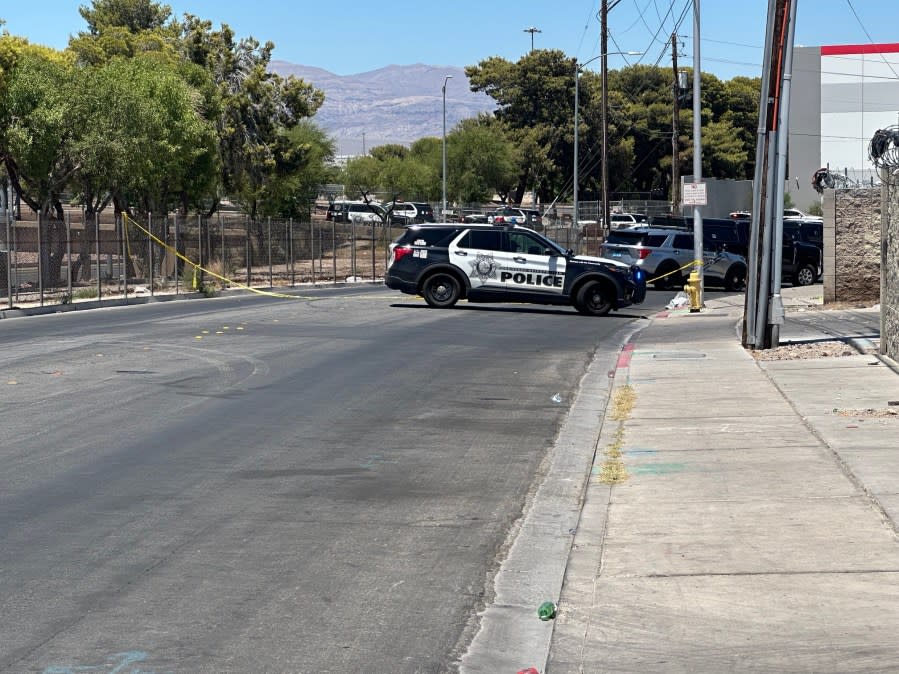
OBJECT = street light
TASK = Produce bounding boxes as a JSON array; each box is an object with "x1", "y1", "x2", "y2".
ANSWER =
[
  {"x1": 523, "y1": 26, "x2": 541, "y2": 52},
  {"x1": 442, "y1": 75, "x2": 453, "y2": 220},
  {"x1": 573, "y1": 51, "x2": 641, "y2": 230}
]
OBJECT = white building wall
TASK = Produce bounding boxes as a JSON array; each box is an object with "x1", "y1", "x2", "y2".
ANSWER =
[
  {"x1": 790, "y1": 44, "x2": 899, "y2": 210},
  {"x1": 820, "y1": 46, "x2": 899, "y2": 187}
]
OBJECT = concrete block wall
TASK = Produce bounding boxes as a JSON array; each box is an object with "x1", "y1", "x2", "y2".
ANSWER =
[
  {"x1": 824, "y1": 188, "x2": 881, "y2": 304},
  {"x1": 883, "y1": 176, "x2": 899, "y2": 361}
]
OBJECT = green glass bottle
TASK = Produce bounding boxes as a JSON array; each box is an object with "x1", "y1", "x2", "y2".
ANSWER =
[{"x1": 537, "y1": 601, "x2": 556, "y2": 621}]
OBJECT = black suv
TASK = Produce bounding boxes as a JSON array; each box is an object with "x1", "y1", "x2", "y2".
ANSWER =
[
  {"x1": 649, "y1": 215, "x2": 821, "y2": 287},
  {"x1": 385, "y1": 223, "x2": 647, "y2": 316}
]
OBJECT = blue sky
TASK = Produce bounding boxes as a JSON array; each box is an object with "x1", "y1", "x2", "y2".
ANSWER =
[{"x1": 2, "y1": 0, "x2": 898, "y2": 80}]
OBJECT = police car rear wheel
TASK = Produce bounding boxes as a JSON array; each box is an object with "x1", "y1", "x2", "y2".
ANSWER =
[
  {"x1": 575, "y1": 280, "x2": 613, "y2": 316},
  {"x1": 422, "y1": 273, "x2": 461, "y2": 308}
]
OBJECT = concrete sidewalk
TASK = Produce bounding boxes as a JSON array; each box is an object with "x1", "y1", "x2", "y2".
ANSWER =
[{"x1": 547, "y1": 287, "x2": 899, "y2": 673}]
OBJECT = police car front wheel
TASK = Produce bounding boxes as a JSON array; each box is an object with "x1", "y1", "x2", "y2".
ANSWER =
[
  {"x1": 422, "y1": 273, "x2": 462, "y2": 308},
  {"x1": 575, "y1": 280, "x2": 613, "y2": 316}
]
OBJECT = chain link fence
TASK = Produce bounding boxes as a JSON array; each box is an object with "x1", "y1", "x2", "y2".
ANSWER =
[
  {"x1": 0, "y1": 210, "x2": 405, "y2": 308},
  {"x1": 1, "y1": 198, "x2": 673, "y2": 309}
]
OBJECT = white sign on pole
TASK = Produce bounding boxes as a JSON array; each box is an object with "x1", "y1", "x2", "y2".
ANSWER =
[{"x1": 682, "y1": 182, "x2": 707, "y2": 206}]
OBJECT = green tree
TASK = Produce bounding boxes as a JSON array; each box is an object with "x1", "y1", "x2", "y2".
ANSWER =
[
  {"x1": 466, "y1": 49, "x2": 577, "y2": 204},
  {"x1": 0, "y1": 46, "x2": 79, "y2": 284},
  {"x1": 1, "y1": 48, "x2": 77, "y2": 216},
  {"x1": 178, "y1": 15, "x2": 325, "y2": 218},
  {"x1": 447, "y1": 116, "x2": 518, "y2": 203},
  {"x1": 255, "y1": 121, "x2": 337, "y2": 219},
  {"x1": 68, "y1": 0, "x2": 179, "y2": 65},
  {"x1": 70, "y1": 55, "x2": 217, "y2": 215}
]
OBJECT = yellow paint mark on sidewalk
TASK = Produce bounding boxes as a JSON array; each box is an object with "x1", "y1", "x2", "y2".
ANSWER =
[{"x1": 599, "y1": 386, "x2": 636, "y2": 484}]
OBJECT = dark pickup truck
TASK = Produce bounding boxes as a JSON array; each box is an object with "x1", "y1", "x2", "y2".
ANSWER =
[{"x1": 649, "y1": 216, "x2": 821, "y2": 286}]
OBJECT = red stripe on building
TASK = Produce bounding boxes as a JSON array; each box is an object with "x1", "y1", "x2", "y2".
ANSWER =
[{"x1": 821, "y1": 43, "x2": 899, "y2": 56}]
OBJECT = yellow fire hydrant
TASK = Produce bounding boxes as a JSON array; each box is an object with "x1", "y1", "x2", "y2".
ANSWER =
[{"x1": 684, "y1": 270, "x2": 702, "y2": 312}]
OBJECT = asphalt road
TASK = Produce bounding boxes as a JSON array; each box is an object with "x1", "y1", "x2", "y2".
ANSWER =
[{"x1": 0, "y1": 286, "x2": 669, "y2": 673}]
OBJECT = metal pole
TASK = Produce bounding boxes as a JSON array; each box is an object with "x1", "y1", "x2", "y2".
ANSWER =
[
  {"x1": 768, "y1": 0, "x2": 797, "y2": 347},
  {"x1": 197, "y1": 213, "x2": 203, "y2": 290},
  {"x1": 267, "y1": 216, "x2": 273, "y2": 288},
  {"x1": 442, "y1": 75, "x2": 453, "y2": 220},
  {"x1": 245, "y1": 216, "x2": 251, "y2": 288},
  {"x1": 149, "y1": 212, "x2": 154, "y2": 297},
  {"x1": 95, "y1": 212, "x2": 101, "y2": 303},
  {"x1": 310, "y1": 220, "x2": 315, "y2": 286},
  {"x1": 351, "y1": 217, "x2": 357, "y2": 281},
  {"x1": 601, "y1": 0, "x2": 610, "y2": 244},
  {"x1": 121, "y1": 213, "x2": 127, "y2": 301},
  {"x1": 755, "y1": 133, "x2": 778, "y2": 344},
  {"x1": 38, "y1": 211, "x2": 44, "y2": 307},
  {"x1": 12, "y1": 205, "x2": 18, "y2": 304},
  {"x1": 671, "y1": 33, "x2": 681, "y2": 214},
  {"x1": 331, "y1": 219, "x2": 336, "y2": 283},
  {"x1": 743, "y1": 0, "x2": 779, "y2": 347},
  {"x1": 66, "y1": 211, "x2": 72, "y2": 301},
  {"x1": 219, "y1": 212, "x2": 224, "y2": 284},
  {"x1": 174, "y1": 213, "x2": 180, "y2": 295},
  {"x1": 692, "y1": 0, "x2": 704, "y2": 307},
  {"x1": 5, "y1": 202, "x2": 11, "y2": 309},
  {"x1": 289, "y1": 218, "x2": 295, "y2": 287},
  {"x1": 574, "y1": 61, "x2": 580, "y2": 227},
  {"x1": 371, "y1": 219, "x2": 376, "y2": 282}
]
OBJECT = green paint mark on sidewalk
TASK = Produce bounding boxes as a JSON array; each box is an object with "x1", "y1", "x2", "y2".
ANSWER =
[{"x1": 632, "y1": 462, "x2": 687, "y2": 475}]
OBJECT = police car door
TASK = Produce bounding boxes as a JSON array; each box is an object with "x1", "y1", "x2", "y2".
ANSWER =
[
  {"x1": 449, "y1": 228, "x2": 507, "y2": 293},
  {"x1": 501, "y1": 231, "x2": 566, "y2": 295}
]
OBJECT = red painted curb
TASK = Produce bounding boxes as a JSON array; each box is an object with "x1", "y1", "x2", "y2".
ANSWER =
[{"x1": 616, "y1": 343, "x2": 635, "y2": 370}]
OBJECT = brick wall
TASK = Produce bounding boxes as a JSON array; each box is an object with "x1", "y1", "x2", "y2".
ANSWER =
[
  {"x1": 823, "y1": 188, "x2": 881, "y2": 304},
  {"x1": 883, "y1": 175, "x2": 899, "y2": 361}
]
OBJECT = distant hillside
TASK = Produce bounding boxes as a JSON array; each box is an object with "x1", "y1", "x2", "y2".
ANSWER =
[{"x1": 269, "y1": 61, "x2": 497, "y2": 156}]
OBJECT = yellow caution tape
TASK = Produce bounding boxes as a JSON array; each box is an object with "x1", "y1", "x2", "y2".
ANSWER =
[
  {"x1": 124, "y1": 214, "x2": 298, "y2": 299},
  {"x1": 650, "y1": 259, "x2": 704, "y2": 282}
]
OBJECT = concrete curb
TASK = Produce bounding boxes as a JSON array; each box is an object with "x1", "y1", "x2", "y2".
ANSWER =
[{"x1": 458, "y1": 317, "x2": 650, "y2": 673}]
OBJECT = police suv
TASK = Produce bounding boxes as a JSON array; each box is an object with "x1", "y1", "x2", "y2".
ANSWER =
[{"x1": 385, "y1": 222, "x2": 647, "y2": 316}]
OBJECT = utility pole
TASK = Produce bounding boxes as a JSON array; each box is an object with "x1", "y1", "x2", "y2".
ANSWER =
[
  {"x1": 671, "y1": 33, "x2": 681, "y2": 214},
  {"x1": 691, "y1": 0, "x2": 704, "y2": 307},
  {"x1": 600, "y1": 0, "x2": 611, "y2": 241},
  {"x1": 743, "y1": 0, "x2": 796, "y2": 349}
]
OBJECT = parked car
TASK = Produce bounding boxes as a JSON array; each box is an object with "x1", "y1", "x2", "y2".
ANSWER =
[
  {"x1": 648, "y1": 215, "x2": 821, "y2": 287},
  {"x1": 327, "y1": 200, "x2": 386, "y2": 224},
  {"x1": 608, "y1": 213, "x2": 640, "y2": 228},
  {"x1": 784, "y1": 208, "x2": 823, "y2": 222},
  {"x1": 387, "y1": 201, "x2": 435, "y2": 225},
  {"x1": 385, "y1": 222, "x2": 646, "y2": 315},
  {"x1": 488, "y1": 206, "x2": 542, "y2": 228},
  {"x1": 600, "y1": 227, "x2": 748, "y2": 291},
  {"x1": 782, "y1": 219, "x2": 823, "y2": 250}
]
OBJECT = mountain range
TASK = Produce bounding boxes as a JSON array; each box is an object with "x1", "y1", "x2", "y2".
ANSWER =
[{"x1": 269, "y1": 61, "x2": 497, "y2": 156}]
